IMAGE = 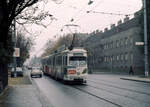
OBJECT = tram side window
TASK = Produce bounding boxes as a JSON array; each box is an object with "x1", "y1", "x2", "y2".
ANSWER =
[
  {"x1": 56, "y1": 56, "x2": 62, "y2": 66},
  {"x1": 63, "y1": 56, "x2": 67, "y2": 65},
  {"x1": 48, "y1": 58, "x2": 51, "y2": 65},
  {"x1": 46, "y1": 60, "x2": 49, "y2": 65},
  {"x1": 53, "y1": 57, "x2": 55, "y2": 66},
  {"x1": 56, "y1": 56, "x2": 58, "y2": 66},
  {"x1": 59, "y1": 56, "x2": 62, "y2": 65}
]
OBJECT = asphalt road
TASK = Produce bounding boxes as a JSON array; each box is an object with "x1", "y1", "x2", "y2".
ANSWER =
[{"x1": 31, "y1": 74, "x2": 150, "y2": 107}]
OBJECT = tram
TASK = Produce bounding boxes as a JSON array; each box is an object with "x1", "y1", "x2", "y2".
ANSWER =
[{"x1": 41, "y1": 47, "x2": 88, "y2": 83}]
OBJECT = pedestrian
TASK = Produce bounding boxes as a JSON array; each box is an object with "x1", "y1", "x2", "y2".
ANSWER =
[{"x1": 129, "y1": 66, "x2": 134, "y2": 75}]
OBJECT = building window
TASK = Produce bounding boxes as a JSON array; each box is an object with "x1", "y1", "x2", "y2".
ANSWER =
[
  {"x1": 104, "y1": 56, "x2": 106, "y2": 62},
  {"x1": 107, "y1": 43, "x2": 109, "y2": 49},
  {"x1": 106, "y1": 43, "x2": 108, "y2": 49},
  {"x1": 120, "y1": 39, "x2": 123, "y2": 46},
  {"x1": 121, "y1": 54, "x2": 124, "y2": 61},
  {"x1": 113, "y1": 55, "x2": 115, "y2": 61},
  {"x1": 130, "y1": 37, "x2": 133, "y2": 44},
  {"x1": 106, "y1": 56, "x2": 109, "y2": 62},
  {"x1": 104, "y1": 44, "x2": 106, "y2": 49},
  {"x1": 125, "y1": 53, "x2": 128, "y2": 60},
  {"x1": 117, "y1": 55, "x2": 119, "y2": 61},
  {"x1": 130, "y1": 53, "x2": 133, "y2": 60},
  {"x1": 116, "y1": 40, "x2": 119, "y2": 47},
  {"x1": 108, "y1": 43, "x2": 110, "y2": 49},
  {"x1": 110, "y1": 56, "x2": 112, "y2": 62},
  {"x1": 111, "y1": 42, "x2": 113, "y2": 48},
  {"x1": 113, "y1": 41, "x2": 115, "y2": 48},
  {"x1": 125, "y1": 38, "x2": 128, "y2": 45}
]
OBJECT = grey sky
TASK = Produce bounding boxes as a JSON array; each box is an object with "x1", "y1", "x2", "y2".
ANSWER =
[{"x1": 28, "y1": 0, "x2": 142, "y2": 57}]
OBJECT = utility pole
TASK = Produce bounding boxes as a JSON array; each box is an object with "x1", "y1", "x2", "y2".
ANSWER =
[
  {"x1": 143, "y1": 0, "x2": 149, "y2": 77},
  {"x1": 13, "y1": 19, "x2": 17, "y2": 77}
]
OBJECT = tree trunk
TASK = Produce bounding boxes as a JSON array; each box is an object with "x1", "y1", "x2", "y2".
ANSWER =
[{"x1": 0, "y1": 2, "x2": 11, "y2": 90}]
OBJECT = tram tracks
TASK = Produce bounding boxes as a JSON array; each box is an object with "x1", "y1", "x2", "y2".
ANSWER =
[
  {"x1": 43, "y1": 75, "x2": 150, "y2": 107},
  {"x1": 71, "y1": 82, "x2": 150, "y2": 107},
  {"x1": 86, "y1": 83, "x2": 150, "y2": 104},
  {"x1": 88, "y1": 79, "x2": 150, "y2": 96},
  {"x1": 72, "y1": 85, "x2": 122, "y2": 107},
  {"x1": 41, "y1": 76, "x2": 122, "y2": 107}
]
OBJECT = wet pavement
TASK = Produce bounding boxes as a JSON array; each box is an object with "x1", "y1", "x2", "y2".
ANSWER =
[
  {"x1": 33, "y1": 74, "x2": 150, "y2": 107},
  {"x1": 1, "y1": 71, "x2": 150, "y2": 107},
  {"x1": 0, "y1": 85, "x2": 42, "y2": 107},
  {"x1": 0, "y1": 71, "x2": 51, "y2": 107},
  {"x1": 93, "y1": 72, "x2": 150, "y2": 83}
]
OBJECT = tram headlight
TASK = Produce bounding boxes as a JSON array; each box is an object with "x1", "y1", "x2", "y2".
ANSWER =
[{"x1": 82, "y1": 69, "x2": 88, "y2": 74}]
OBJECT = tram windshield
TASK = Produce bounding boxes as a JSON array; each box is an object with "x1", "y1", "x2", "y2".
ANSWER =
[{"x1": 69, "y1": 56, "x2": 87, "y2": 66}]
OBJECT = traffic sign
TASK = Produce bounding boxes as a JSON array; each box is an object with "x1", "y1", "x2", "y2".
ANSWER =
[
  {"x1": 13, "y1": 48, "x2": 20, "y2": 57},
  {"x1": 135, "y1": 42, "x2": 144, "y2": 46}
]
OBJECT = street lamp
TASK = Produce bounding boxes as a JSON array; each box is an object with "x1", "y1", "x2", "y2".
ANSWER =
[{"x1": 88, "y1": 0, "x2": 94, "y2": 5}]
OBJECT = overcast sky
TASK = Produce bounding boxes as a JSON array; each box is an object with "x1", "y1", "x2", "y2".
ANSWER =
[{"x1": 26, "y1": 0, "x2": 142, "y2": 57}]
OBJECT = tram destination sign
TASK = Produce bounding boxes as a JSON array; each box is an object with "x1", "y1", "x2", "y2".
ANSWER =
[{"x1": 73, "y1": 53, "x2": 83, "y2": 56}]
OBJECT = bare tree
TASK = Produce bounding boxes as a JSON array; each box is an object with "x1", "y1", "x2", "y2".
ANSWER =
[
  {"x1": 16, "y1": 2, "x2": 57, "y2": 28},
  {"x1": 16, "y1": 31, "x2": 34, "y2": 66},
  {"x1": 0, "y1": 0, "x2": 50, "y2": 89},
  {"x1": 42, "y1": 34, "x2": 73, "y2": 57},
  {"x1": 0, "y1": 1, "x2": 36, "y2": 63},
  {"x1": 0, "y1": 0, "x2": 57, "y2": 62},
  {"x1": 41, "y1": 33, "x2": 89, "y2": 57}
]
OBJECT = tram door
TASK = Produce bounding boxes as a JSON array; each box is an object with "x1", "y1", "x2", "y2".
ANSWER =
[
  {"x1": 52, "y1": 56, "x2": 56, "y2": 77},
  {"x1": 63, "y1": 56, "x2": 67, "y2": 75}
]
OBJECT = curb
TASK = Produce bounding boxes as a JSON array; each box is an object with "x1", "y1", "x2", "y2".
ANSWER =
[
  {"x1": 0, "y1": 86, "x2": 8, "y2": 97},
  {"x1": 120, "y1": 78, "x2": 150, "y2": 83}
]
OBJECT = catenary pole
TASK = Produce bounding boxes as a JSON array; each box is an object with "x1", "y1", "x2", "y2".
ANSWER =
[
  {"x1": 13, "y1": 19, "x2": 17, "y2": 77},
  {"x1": 144, "y1": 0, "x2": 149, "y2": 76}
]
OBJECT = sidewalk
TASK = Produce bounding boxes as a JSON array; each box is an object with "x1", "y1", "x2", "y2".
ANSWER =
[
  {"x1": 120, "y1": 76, "x2": 150, "y2": 83},
  {"x1": 92, "y1": 71, "x2": 150, "y2": 83},
  {"x1": 0, "y1": 72, "x2": 46, "y2": 107}
]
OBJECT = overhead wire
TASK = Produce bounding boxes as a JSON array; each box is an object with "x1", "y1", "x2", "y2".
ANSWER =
[
  {"x1": 86, "y1": 10, "x2": 134, "y2": 16},
  {"x1": 49, "y1": 0, "x2": 95, "y2": 38},
  {"x1": 48, "y1": 0, "x2": 137, "y2": 39},
  {"x1": 69, "y1": 4, "x2": 89, "y2": 22},
  {"x1": 72, "y1": 0, "x2": 103, "y2": 23}
]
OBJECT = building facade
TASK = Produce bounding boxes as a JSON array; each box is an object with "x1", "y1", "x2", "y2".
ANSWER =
[{"x1": 83, "y1": 15, "x2": 144, "y2": 74}]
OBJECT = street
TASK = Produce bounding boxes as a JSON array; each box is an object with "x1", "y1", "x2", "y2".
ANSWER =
[{"x1": 31, "y1": 73, "x2": 150, "y2": 107}]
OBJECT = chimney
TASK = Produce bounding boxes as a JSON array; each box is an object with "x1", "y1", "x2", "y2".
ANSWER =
[
  {"x1": 124, "y1": 15, "x2": 129, "y2": 22},
  {"x1": 117, "y1": 20, "x2": 122, "y2": 25},
  {"x1": 99, "y1": 30, "x2": 103, "y2": 33},
  {"x1": 104, "y1": 28, "x2": 108, "y2": 32},
  {"x1": 96, "y1": 29, "x2": 99, "y2": 33},
  {"x1": 110, "y1": 24, "x2": 115, "y2": 29}
]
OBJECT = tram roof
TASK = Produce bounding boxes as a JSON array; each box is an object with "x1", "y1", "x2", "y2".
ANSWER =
[
  {"x1": 61, "y1": 47, "x2": 87, "y2": 53},
  {"x1": 41, "y1": 47, "x2": 87, "y2": 59}
]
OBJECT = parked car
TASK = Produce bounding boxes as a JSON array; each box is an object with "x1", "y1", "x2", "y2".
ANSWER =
[
  {"x1": 30, "y1": 67, "x2": 42, "y2": 78},
  {"x1": 28, "y1": 66, "x2": 32, "y2": 70},
  {"x1": 11, "y1": 67, "x2": 23, "y2": 77}
]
